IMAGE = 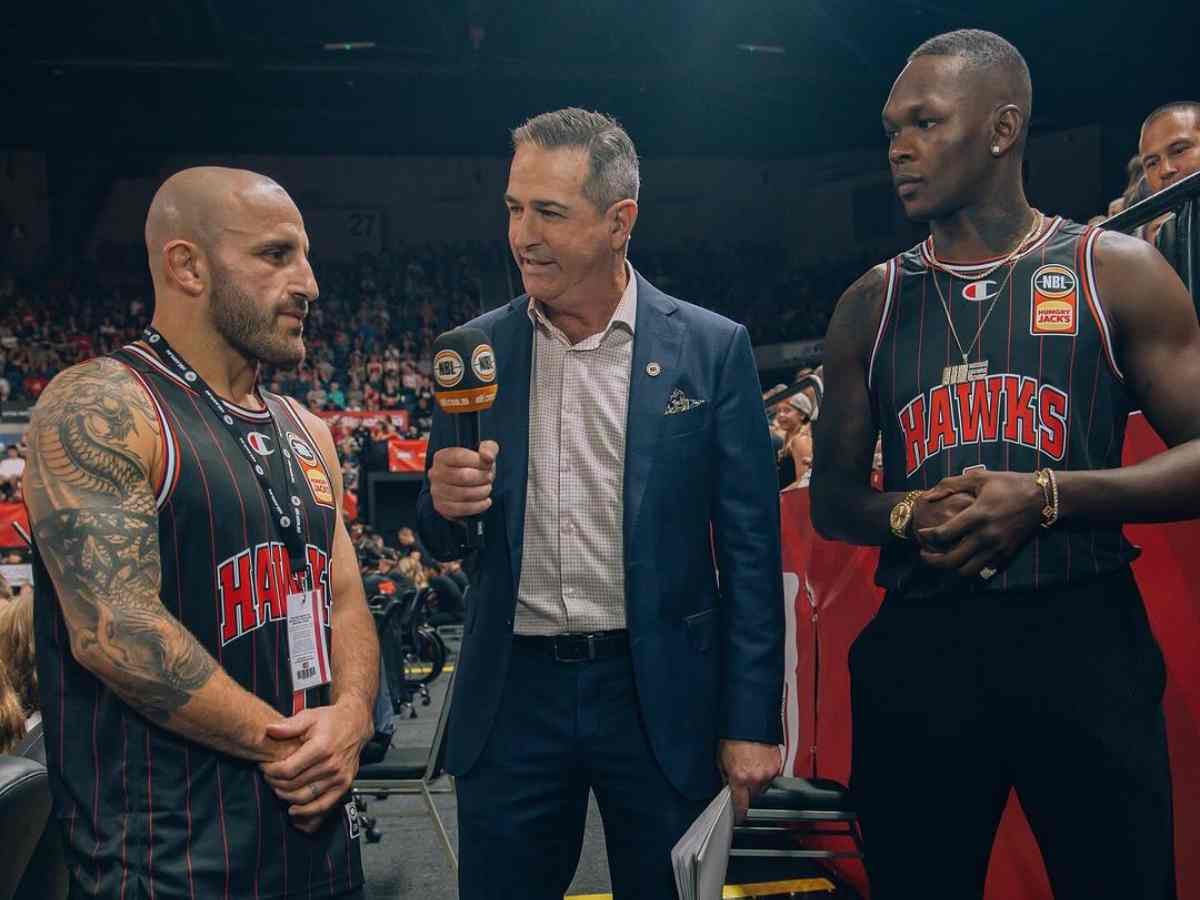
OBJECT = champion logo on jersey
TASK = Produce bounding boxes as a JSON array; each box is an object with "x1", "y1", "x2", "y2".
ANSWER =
[
  {"x1": 247, "y1": 432, "x2": 274, "y2": 456},
  {"x1": 962, "y1": 279, "x2": 1000, "y2": 302}
]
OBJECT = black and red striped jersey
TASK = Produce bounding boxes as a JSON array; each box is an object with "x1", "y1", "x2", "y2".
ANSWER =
[
  {"x1": 867, "y1": 216, "x2": 1139, "y2": 596},
  {"x1": 31, "y1": 342, "x2": 364, "y2": 899}
]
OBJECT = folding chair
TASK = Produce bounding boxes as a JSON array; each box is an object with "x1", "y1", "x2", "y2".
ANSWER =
[
  {"x1": 353, "y1": 667, "x2": 458, "y2": 870},
  {"x1": 733, "y1": 776, "x2": 864, "y2": 862}
]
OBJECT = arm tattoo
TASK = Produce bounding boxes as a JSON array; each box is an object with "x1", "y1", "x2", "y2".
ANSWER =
[{"x1": 26, "y1": 360, "x2": 217, "y2": 722}]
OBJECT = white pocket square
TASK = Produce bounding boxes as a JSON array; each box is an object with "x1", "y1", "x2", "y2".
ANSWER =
[{"x1": 665, "y1": 388, "x2": 706, "y2": 416}]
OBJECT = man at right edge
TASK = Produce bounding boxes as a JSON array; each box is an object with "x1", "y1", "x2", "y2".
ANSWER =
[{"x1": 813, "y1": 29, "x2": 1200, "y2": 899}]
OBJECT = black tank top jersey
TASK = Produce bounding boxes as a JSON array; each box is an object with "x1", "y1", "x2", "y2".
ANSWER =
[
  {"x1": 31, "y1": 343, "x2": 364, "y2": 900},
  {"x1": 867, "y1": 217, "x2": 1139, "y2": 596}
]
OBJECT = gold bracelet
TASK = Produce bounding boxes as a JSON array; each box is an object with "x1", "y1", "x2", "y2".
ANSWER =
[
  {"x1": 1034, "y1": 469, "x2": 1052, "y2": 527},
  {"x1": 1044, "y1": 468, "x2": 1059, "y2": 528},
  {"x1": 1035, "y1": 468, "x2": 1059, "y2": 528}
]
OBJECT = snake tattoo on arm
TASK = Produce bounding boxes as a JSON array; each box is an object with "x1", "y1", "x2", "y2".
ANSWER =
[{"x1": 24, "y1": 359, "x2": 218, "y2": 723}]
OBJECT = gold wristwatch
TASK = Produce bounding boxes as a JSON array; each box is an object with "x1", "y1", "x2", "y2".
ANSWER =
[{"x1": 889, "y1": 490, "x2": 925, "y2": 540}]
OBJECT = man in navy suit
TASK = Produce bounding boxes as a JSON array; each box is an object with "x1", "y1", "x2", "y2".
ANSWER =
[{"x1": 418, "y1": 108, "x2": 784, "y2": 899}]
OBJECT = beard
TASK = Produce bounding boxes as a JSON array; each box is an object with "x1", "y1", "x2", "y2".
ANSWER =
[{"x1": 209, "y1": 265, "x2": 306, "y2": 367}]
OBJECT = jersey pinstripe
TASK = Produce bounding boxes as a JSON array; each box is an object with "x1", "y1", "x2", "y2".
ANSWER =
[
  {"x1": 32, "y1": 344, "x2": 364, "y2": 899},
  {"x1": 867, "y1": 217, "x2": 1139, "y2": 596}
]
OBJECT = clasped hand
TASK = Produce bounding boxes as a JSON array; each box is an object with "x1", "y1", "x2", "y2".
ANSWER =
[
  {"x1": 913, "y1": 469, "x2": 1045, "y2": 579},
  {"x1": 260, "y1": 701, "x2": 372, "y2": 833}
]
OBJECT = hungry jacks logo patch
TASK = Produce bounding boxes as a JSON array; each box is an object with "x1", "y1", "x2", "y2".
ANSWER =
[{"x1": 1030, "y1": 264, "x2": 1078, "y2": 336}]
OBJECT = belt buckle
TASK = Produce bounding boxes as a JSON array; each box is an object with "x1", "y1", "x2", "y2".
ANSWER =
[{"x1": 553, "y1": 633, "x2": 594, "y2": 663}]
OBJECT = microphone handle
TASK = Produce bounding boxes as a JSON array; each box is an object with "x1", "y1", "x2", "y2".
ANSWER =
[{"x1": 454, "y1": 412, "x2": 485, "y2": 550}]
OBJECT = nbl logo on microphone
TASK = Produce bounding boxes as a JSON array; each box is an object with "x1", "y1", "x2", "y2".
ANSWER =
[
  {"x1": 434, "y1": 349, "x2": 465, "y2": 388},
  {"x1": 471, "y1": 344, "x2": 496, "y2": 383},
  {"x1": 433, "y1": 327, "x2": 500, "y2": 413}
]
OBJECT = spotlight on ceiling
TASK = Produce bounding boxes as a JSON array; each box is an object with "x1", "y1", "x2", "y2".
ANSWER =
[
  {"x1": 323, "y1": 41, "x2": 377, "y2": 51},
  {"x1": 736, "y1": 43, "x2": 785, "y2": 55}
]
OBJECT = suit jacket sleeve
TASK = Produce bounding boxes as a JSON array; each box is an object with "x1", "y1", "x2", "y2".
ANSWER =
[
  {"x1": 417, "y1": 401, "x2": 469, "y2": 562},
  {"x1": 711, "y1": 324, "x2": 785, "y2": 744}
]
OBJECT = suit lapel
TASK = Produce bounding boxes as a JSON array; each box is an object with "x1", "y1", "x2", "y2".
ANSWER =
[
  {"x1": 487, "y1": 299, "x2": 533, "y2": 599},
  {"x1": 623, "y1": 274, "x2": 683, "y2": 565}
]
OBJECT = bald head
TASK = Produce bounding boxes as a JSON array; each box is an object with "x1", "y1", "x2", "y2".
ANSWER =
[
  {"x1": 144, "y1": 167, "x2": 317, "y2": 369},
  {"x1": 145, "y1": 167, "x2": 295, "y2": 267}
]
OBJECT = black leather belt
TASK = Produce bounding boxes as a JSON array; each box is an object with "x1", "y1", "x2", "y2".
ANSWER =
[{"x1": 513, "y1": 630, "x2": 630, "y2": 663}]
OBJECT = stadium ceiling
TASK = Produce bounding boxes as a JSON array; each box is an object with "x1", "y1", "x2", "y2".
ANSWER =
[{"x1": 2, "y1": 0, "x2": 1196, "y2": 159}]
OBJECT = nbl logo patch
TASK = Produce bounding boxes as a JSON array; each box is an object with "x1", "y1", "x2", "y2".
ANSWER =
[
  {"x1": 1030, "y1": 264, "x2": 1078, "y2": 336},
  {"x1": 346, "y1": 801, "x2": 361, "y2": 839},
  {"x1": 287, "y1": 434, "x2": 318, "y2": 463},
  {"x1": 286, "y1": 432, "x2": 335, "y2": 509}
]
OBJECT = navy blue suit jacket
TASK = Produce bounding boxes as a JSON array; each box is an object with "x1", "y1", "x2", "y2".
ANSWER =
[{"x1": 417, "y1": 271, "x2": 784, "y2": 800}]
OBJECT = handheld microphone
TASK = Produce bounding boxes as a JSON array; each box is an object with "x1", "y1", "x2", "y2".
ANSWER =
[{"x1": 432, "y1": 326, "x2": 499, "y2": 549}]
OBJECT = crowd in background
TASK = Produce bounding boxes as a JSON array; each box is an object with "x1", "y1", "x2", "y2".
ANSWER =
[
  {"x1": 0, "y1": 238, "x2": 857, "y2": 516},
  {"x1": 353, "y1": 524, "x2": 469, "y2": 627},
  {"x1": 6, "y1": 97, "x2": 1198, "y2": 538},
  {"x1": 0, "y1": 241, "x2": 856, "y2": 411},
  {"x1": 0, "y1": 570, "x2": 36, "y2": 755},
  {"x1": 3, "y1": 103, "x2": 1200, "y2": 755}
]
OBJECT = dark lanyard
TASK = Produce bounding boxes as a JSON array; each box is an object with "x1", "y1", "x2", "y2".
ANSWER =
[{"x1": 141, "y1": 327, "x2": 311, "y2": 587}]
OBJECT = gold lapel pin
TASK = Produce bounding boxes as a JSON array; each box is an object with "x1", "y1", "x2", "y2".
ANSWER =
[{"x1": 646, "y1": 362, "x2": 662, "y2": 377}]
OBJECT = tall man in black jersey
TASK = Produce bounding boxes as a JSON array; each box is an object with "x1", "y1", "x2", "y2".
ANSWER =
[
  {"x1": 813, "y1": 30, "x2": 1200, "y2": 899},
  {"x1": 25, "y1": 167, "x2": 378, "y2": 899}
]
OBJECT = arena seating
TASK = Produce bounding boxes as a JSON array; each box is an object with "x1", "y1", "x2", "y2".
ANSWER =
[
  {"x1": 734, "y1": 776, "x2": 863, "y2": 861},
  {"x1": 354, "y1": 668, "x2": 458, "y2": 871},
  {"x1": 0, "y1": 242, "x2": 846, "y2": 412}
]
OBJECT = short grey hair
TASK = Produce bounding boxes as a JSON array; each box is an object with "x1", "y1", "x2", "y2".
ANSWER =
[{"x1": 511, "y1": 107, "x2": 640, "y2": 211}]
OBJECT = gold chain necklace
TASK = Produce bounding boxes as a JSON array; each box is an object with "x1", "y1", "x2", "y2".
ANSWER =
[
  {"x1": 927, "y1": 210, "x2": 1045, "y2": 281},
  {"x1": 930, "y1": 211, "x2": 1043, "y2": 385}
]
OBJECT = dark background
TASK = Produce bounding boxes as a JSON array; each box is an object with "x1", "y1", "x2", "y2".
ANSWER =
[{"x1": 4, "y1": 0, "x2": 1194, "y2": 193}]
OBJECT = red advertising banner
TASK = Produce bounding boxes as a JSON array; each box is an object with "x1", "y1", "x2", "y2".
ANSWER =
[
  {"x1": 387, "y1": 439, "x2": 428, "y2": 473},
  {"x1": 781, "y1": 412, "x2": 1199, "y2": 897}
]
